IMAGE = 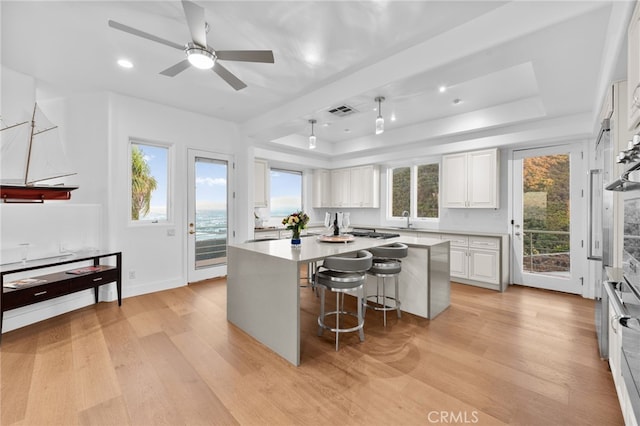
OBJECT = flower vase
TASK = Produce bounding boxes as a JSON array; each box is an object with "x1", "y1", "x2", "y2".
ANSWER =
[{"x1": 291, "y1": 230, "x2": 301, "y2": 248}]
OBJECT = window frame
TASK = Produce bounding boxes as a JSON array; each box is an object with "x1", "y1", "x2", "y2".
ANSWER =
[
  {"x1": 128, "y1": 139, "x2": 174, "y2": 226},
  {"x1": 387, "y1": 162, "x2": 440, "y2": 222}
]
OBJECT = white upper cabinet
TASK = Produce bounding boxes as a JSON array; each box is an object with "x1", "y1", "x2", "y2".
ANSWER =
[
  {"x1": 330, "y1": 168, "x2": 351, "y2": 208},
  {"x1": 314, "y1": 165, "x2": 379, "y2": 208},
  {"x1": 442, "y1": 148, "x2": 499, "y2": 209},
  {"x1": 254, "y1": 159, "x2": 269, "y2": 207},
  {"x1": 312, "y1": 169, "x2": 331, "y2": 208},
  {"x1": 350, "y1": 165, "x2": 379, "y2": 208},
  {"x1": 628, "y1": 1, "x2": 640, "y2": 130},
  {"x1": 441, "y1": 153, "x2": 467, "y2": 208}
]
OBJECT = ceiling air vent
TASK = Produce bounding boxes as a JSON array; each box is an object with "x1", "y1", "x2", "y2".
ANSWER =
[{"x1": 327, "y1": 104, "x2": 358, "y2": 117}]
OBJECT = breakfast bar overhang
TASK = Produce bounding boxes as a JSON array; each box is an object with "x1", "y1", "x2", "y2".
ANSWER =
[{"x1": 227, "y1": 236, "x2": 450, "y2": 366}]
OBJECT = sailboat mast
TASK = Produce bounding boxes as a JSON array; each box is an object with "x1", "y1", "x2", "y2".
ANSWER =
[{"x1": 23, "y1": 103, "x2": 37, "y2": 186}]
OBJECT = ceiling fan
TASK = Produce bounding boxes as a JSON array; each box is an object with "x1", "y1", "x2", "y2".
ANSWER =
[{"x1": 108, "y1": 0, "x2": 274, "y2": 90}]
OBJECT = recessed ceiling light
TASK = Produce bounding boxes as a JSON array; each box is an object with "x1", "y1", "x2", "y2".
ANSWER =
[
  {"x1": 453, "y1": 98, "x2": 462, "y2": 105},
  {"x1": 323, "y1": 122, "x2": 331, "y2": 127},
  {"x1": 439, "y1": 85, "x2": 447, "y2": 93},
  {"x1": 117, "y1": 58, "x2": 133, "y2": 69},
  {"x1": 390, "y1": 113, "x2": 397, "y2": 122}
]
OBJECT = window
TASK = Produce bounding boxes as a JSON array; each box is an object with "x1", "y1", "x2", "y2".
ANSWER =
[
  {"x1": 269, "y1": 169, "x2": 302, "y2": 218},
  {"x1": 417, "y1": 164, "x2": 439, "y2": 218},
  {"x1": 130, "y1": 141, "x2": 170, "y2": 222},
  {"x1": 390, "y1": 163, "x2": 439, "y2": 219},
  {"x1": 391, "y1": 167, "x2": 410, "y2": 216}
]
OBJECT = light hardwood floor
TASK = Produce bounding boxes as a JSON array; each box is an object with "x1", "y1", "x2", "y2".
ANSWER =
[{"x1": 1, "y1": 279, "x2": 624, "y2": 425}]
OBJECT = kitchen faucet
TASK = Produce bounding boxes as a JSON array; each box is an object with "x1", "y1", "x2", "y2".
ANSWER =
[{"x1": 402, "y1": 210, "x2": 411, "y2": 228}]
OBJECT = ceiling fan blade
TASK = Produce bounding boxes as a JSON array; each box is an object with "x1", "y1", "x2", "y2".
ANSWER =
[
  {"x1": 108, "y1": 20, "x2": 184, "y2": 51},
  {"x1": 212, "y1": 62, "x2": 247, "y2": 91},
  {"x1": 216, "y1": 50, "x2": 275, "y2": 63},
  {"x1": 160, "y1": 59, "x2": 191, "y2": 77},
  {"x1": 181, "y1": 0, "x2": 208, "y2": 47}
]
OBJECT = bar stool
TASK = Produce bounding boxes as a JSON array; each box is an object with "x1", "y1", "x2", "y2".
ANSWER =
[
  {"x1": 364, "y1": 243, "x2": 409, "y2": 326},
  {"x1": 315, "y1": 250, "x2": 373, "y2": 351}
]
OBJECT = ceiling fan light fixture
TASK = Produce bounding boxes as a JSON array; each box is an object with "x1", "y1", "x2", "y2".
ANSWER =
[
  {"x1": 309, "y1": 119, "x2": 317, "y2": 149},
  {"x1": 375, "y1": 96, "x2": 385, "y2": 135},
  {"x1": 186, "y1": 44, "x2": 215, "y2": 69}
]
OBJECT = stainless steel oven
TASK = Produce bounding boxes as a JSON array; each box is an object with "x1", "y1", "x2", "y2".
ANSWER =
[
  {"x1": 604, "y1": 274, "x2": 640, "y2": 423},
  {"x1": 604, "y1": 132, "x2": 640, "y2": 423}
]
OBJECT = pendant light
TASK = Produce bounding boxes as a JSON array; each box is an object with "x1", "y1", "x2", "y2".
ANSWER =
[
  {"x1": 375, "y1": 96, "x2": 385, "y2": 135},
  {"x1": 309, "y1": 119, "x2": 317, "y2": 149}
]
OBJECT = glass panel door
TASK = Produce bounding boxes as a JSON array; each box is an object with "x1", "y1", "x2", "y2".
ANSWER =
[
  {"x1": 187, "y1": 149, "x2": 232, "y2": 283},
  {"x1": 512, "y1": 144, "x2": 584, "y2": 294}
]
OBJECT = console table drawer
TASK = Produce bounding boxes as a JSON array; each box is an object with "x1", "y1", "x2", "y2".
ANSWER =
[
  {"x1": 69, "y1": 269, "x2": 118, "y2": 292},
  {"x1": 3, "y1": 282, "x2": 71, "y2": 310}
]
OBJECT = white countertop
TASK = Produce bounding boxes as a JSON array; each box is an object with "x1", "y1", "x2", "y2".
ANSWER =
[
  {"x1": 365, "y1": 226, "x2": 509, "y2": 239},
  {"x1": 230, "y1": 235, "x2": 446, "y2": 263}
]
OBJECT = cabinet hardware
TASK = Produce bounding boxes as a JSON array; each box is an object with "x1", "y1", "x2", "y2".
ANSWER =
[
  {"x1": 34, "y1": 291, "x2": 47, "y2": 296},
  {"x1": 92, "y1": 277, "x2": 103, "y2": 282}
]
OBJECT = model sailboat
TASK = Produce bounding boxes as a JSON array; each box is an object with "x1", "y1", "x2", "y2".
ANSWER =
[{"x1": 0, "y1": 104, "x2": 78, "y2": 202}]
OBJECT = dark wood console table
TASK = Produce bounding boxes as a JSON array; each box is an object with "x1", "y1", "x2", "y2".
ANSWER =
[{"x1": 0, "y1": 250, "x2": 122, "y2": 336}]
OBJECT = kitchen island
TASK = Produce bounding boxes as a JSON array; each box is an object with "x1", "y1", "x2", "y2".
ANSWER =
[{"x1": 227, "y1": 235, "x2": 450, "y2": 366}]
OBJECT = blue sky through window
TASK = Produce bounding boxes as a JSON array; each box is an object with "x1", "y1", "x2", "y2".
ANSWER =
[
  {"x1": 195, "y1": 159, "x2": 227, "y2": 211},
  {"x1": 270, "y1": 169, "x2": 302, "y2": 218}
]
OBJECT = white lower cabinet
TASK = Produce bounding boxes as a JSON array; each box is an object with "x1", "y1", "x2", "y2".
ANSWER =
[
  {"x1": 608, "y1": 298, "x2": 639, "y2": 426},
  {"x1": 468, "y1": 249, "x2": 499, "y2": 284},
  {"x1": 449, "y1": 246, "x2": 468, "y2": 278},
  {"x1": 441, "y1": 234, "x2": 501, "y2": 288}
]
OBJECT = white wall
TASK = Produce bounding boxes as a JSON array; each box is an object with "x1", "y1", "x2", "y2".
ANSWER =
[
  {"x1": 1, "y1": 68, "x2": 247, "y2": 331},
  {"x1": 107, "y1": 94, "x2": 243, "y2": 298}
]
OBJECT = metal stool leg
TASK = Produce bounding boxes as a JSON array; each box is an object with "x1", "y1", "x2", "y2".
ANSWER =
[
  {"x1": 318, "y1": 286, "x2": 325, "y2": 336},
  {"x1": 357, "y1": 286, "x2": 365, "y2": 341},
  {"x1": 382, "y1": 276, "x2": 387, "y2": 327},
  {"x1": 335, "y1": 292, "x2": 341, "y2": 351},
  {"x1": 395, "y1": 274, "x2": 402, "y2": 318}
]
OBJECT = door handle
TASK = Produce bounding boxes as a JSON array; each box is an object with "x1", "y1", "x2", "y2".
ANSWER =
[
  {"x1": 515, "y1": 232, "x2": 521, "y2": 236},
  {"x1": 189, "y1": 222, "x2": 195, "y2": 235}
]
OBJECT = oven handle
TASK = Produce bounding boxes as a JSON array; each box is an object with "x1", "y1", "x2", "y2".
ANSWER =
[
  {"x1": 604, "y1": 281, "x2": 640, "y2": 331},
  {"x1": 604, "y1": 280, "x2": 629, "y2": 323}
]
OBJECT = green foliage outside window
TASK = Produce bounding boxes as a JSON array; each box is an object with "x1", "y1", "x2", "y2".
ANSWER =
[
  {"x1": 131, "y1": 144, "x2": 158, "y2": 221},
  {"x1": 522, "y1": 154, "x2": 570, "y2": 255},
  {"x1": 391, "y1": 164, "x2": 439, "y2": 218},
  {"x1": 417, "y1": 164, "x2": 439, "y2": 218},
  {"x1": 392, "y1": 167, "x2": 410, "y2": 217}
]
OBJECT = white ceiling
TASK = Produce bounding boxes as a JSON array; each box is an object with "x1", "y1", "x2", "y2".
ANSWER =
[{"x1": 1, "y1": 1, "x2": 634, "y2": 160}]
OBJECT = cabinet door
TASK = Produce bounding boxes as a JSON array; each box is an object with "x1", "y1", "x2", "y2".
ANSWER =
[
  {"x1": 254, "y1": 159, "x2": 269, "y2": 207},
  {"x1": 449, "y1": 247, "x2": 468, "y2": 279},
  {"x1": 441, "y1": 153, "x2": 468, "y2": 208},
  {"x1": 349, "y1": 165, "x2": 379, "y2": 208},
  {"x1": 350, "y1": 166, "x2": 365, "y2": 207},
  {"x1": 629, "y1": 2, "x2": 640, "y2": 130},
  {"x1": 362, "y1": 165, "x2": 379, "y2": 208},
  {"x1": 312, "y1": 169, "x2": 331, "y2": 208},
  {"x1": 468, "y1": 149, "x2": 499, "y2": 208},
  {"x1": 468, "y1": 249, "x2": 499, "y2": 284},
  {"x1": 331, "y1": 169, "x2": 350, "y2": 207}
]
